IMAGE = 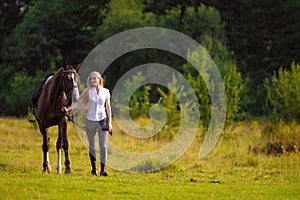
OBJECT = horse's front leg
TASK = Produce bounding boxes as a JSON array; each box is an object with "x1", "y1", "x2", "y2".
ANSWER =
[
  {"x1": 41, "y1": 127, "x2": 51, "y2": 173},
  {"x1": 56, "y1": 129, "x2": 62, "y2": 174},
  {"x1": 60, "y1": 120, "x2": 72, "y2": 174}
]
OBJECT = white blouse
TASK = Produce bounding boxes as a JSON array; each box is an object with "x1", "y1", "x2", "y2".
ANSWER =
[{"x1": 86, "y1": 87, "x2": 110, "y2": 121}]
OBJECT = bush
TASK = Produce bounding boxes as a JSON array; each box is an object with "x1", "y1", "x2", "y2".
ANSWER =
[
  {"x1": 265, "y1": 62, "x2": 300, "y2": 122},
  {"x1": 253, "y1": 120, "x2": 300, "y2": 155},
  {"x1": 2, "y1": 70, "x2": 46, "y2": 116},
  {"x1": 183, "y1": 49, "x2": 242, "y2": 133}
]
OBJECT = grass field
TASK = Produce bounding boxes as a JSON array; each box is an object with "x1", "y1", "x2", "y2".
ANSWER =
[{"x1": 0, "y1": 117, "x2": 299, "y2": 199}]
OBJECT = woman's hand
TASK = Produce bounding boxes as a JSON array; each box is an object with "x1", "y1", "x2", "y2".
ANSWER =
[
  {"x1": 108, "y1": 123, "x2": 113, "y2": 135},
  {"x1": 108, "y1": 123, "x2": 112, "y2": 131},
  {"x1": 61, "y1": 105, "x2": 73, "y2": 113},
  {"x1": 62, "y1": 106, "x2": 68, "y2": 113}
]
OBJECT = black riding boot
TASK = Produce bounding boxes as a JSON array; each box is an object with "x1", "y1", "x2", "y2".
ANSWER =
[
  {"x1": 100, "y1": 162, "x2": 108, "y2": 176},
  {"x1": 89, "y1": 153, "x2": 98, "y2": 176}
]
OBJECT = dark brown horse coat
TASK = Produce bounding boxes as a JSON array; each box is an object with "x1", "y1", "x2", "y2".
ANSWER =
[{"x1": 31, "y1": 62, "x2": 80, "y2": 173}]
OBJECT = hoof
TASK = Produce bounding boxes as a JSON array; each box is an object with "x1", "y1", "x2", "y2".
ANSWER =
[
  {"x1": 91, "y1": 169, "x2": 98, "y2": 176},
  {"x1": 47, "y1": 165, "x2": 52, "y2": 173},
  {"x1": 65, "y1": 169, "x2": 72, "y2": 174},
  {"x1": 43, "y1": 164, "x2": 52, "y2": 174},
  {"x1": 56, "y1": 166, "x2": 62, "y2": 174}
]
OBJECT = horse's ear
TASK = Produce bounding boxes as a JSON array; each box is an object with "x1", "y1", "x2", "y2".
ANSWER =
[
  {"x1": 74, "y1": 63, "x2": 81, "y2": 72},
  {"x1": 63, "y1": 61, "x2": 68, "y2": 70}
]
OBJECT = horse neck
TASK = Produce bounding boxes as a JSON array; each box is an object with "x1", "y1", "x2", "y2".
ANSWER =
[{"x1": 49, "y1": 71, "x2": 65, "y2": 109}]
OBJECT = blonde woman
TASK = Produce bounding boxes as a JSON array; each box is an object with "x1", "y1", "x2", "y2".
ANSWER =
[{"x1": 71, "y1": 71, "x2": 112, "y2": 176}]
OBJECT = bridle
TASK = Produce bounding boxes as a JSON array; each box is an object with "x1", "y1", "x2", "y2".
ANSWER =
[{"x1": 62, "y1": 68, "x2": 77, "y2": 107}]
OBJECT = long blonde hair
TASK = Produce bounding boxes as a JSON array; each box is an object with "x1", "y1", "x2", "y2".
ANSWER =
[{"x1": 78, "y1": 71, "x2": 103, "y2": 110}]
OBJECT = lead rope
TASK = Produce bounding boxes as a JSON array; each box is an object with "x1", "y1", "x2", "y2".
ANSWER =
[
  {"x1": 65, "y1": 112, "x2": 86, "y2": 131},
  {"x1": 65, "y1": 112, "x2": 112, "y2": 135}
]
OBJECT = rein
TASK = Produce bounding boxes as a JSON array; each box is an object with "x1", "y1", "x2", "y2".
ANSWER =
[
  {"x1": 65, "y1": 113, "x2": 87, "y2": 131},
  {"x1": 65, "y1": 113, "x2": 112, "y2": 135}
]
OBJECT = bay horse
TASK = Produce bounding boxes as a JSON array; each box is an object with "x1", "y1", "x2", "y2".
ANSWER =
[{"x1": 31, "y1": 61, "x2": 81, "y2": 174}]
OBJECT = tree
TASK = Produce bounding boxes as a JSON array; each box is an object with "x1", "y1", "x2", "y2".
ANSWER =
[
  {"x1": 0, "y1": 0, "x2": 33, "y2": 61},
  {"x1": 2, "y1": 0, "x2": 107, "y2": 75},
  {"x1": 265, "y1": 62, "x2": 300, "y2": 122},
  {"x1": 0, "y1": 0, "x2": 109, "y2": 116},
  {"x1": 210, "y1": 0, "x2": 300, "y2": 114},
  {"x1": 93, "y1": 0, "x2": 158, "y2": 88}
]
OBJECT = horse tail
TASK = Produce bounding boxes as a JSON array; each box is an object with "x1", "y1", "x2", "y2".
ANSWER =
[
  {"x1": 28, "y1": 104, "x2": 37, "y2": 123},
  {"x1": 28, "y1": 111, "x2": 36, "y2": 123},
  {"x1": 28, "y1": 92, "x2": 38, "y2": 123},
  {"x1": 28, "y1": 119, "x2": 36, "y2": 123}
]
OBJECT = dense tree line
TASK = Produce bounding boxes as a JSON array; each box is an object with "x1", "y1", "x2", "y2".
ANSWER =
[
  {"x1": 143, "y1": 0, "x2": 300, "y2": 114},
  {"x1": 0, "y1": 0, "x2": 299, "y2": 121}
]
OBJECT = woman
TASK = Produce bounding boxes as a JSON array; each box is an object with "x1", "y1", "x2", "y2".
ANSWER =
[{"x1": 72, "y1": 71, "x2": 112, "y2": 176}]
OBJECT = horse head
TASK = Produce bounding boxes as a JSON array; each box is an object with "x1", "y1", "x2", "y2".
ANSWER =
[{"x1": 61, "y1": 61, "x2": 81, "y2": 107}]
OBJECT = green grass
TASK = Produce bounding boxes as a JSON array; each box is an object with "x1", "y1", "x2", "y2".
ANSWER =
[{"x1": 0, "y1": 117, "x2": 299, "y2": 199}]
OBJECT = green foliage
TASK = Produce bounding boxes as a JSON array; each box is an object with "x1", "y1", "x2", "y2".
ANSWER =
[
  {"x1": 211, "y1": 0, "x2": 300, "y2": 115},
  {"x1": 93, "y1": 0, "x2": 158, "y2": 89},
  {"x1": 0, "y1": 0, "x2": 33, "y2": 59},
  {"x1": 211, "y1": 0, "x2": 300, "y2": 79},
  {"x1": 105, "y1": 3, "x2": 241, "y2": 133},
  {"x1": 95, "y1": 0, "x2": 155, "y2": 41},
  {"x1": 4, "y1": 72, "x2": 32, "y2": 115},
  {"x1": 2, "y1": 70, "x2": 46, "y2": 116},
  {"x1": 256, "y1": 119, "x2": 300, "y2": 156},
  {"x1": 154, "y1": 4, "x2": 242, "y2": 132},
  {"x1": 129, "y1": 85, "x2": 151, "y2": 119},
  {"x1": 183, "y1": 54, "x2": 210, "y2": 132},
  {"x1": 221, "y1": 64, "x2": 242, "y2": 131},
  {"x1": 265, "y1": 62, "x2": 300, "y2": 122},
  {"x1": 156, "y1": 4, "x2": 226, "y2": 51},
  {"x1": 237, "y1": 77, "x2": 256, "y2": 119},
  {"x1": 2, "y1": 0, "x2": 104, "y2": 76},
  {"x1": 113, "y1": 72, "x2": 152, "y2": 119},
  {"x1": 0, "y1": 0, "x2": 299, "y2": 118},
  {"x1": 157, "y1": 77, "x2": 181, "y2": 128},
  {"x1": 201, "y1": 31, "x2": 243, "y2": 129},
  {"x1": 0, "y1": 0, "x2": 106, "y2": 115},
  {"x1": 262, "y1": 120, "x2": 300, "y2": 145},
  {"x1": 183, "y1": 48, "x2": 242, "y2": 133},
  {"x1": 262, "y1": 63, "x2": 300, "y2": 154}
]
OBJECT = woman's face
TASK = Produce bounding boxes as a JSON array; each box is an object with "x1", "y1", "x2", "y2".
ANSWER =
[{"x1": 89, "y1": 75, "x2": 100, "y2": 87}]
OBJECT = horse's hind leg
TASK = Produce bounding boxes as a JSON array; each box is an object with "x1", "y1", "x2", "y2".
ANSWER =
[
  {"x1": 41, "y1": 127, "x2": 51, "y2": 173},
  {"x1": 60, "y1": 121, "x2": 71, "y2": 174}
]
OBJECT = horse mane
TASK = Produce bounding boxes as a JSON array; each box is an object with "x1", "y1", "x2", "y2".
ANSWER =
[{"x1": 49, "y1": 67, "x2": 64, "y2": 109}]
